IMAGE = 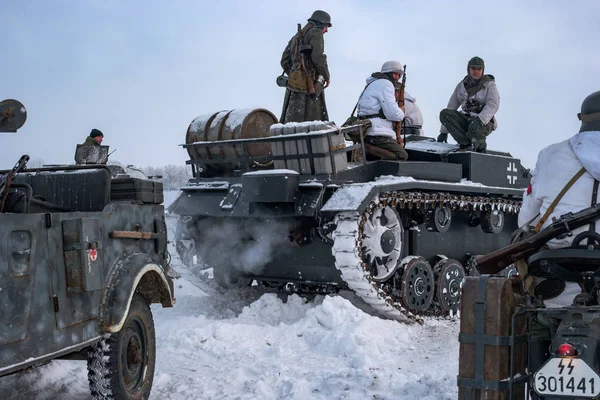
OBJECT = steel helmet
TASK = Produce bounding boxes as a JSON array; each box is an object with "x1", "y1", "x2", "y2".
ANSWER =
[
  {"x1": 467, "y1": 56, "x2": 485, "y2": 69},
  {"x1": 308, "y1": 10, "x2": 332, "y2": 27},
  {"x1": 578, "y1": 90, "x2": 600, "y2": 133},
  {"x1": 381, "y1": 61, "x2": 404, "y2": 75}
]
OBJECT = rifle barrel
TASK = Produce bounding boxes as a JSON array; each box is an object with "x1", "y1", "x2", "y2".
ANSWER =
[{"x1": 475, "y1": 204, "x2": 600, "y2": 274}]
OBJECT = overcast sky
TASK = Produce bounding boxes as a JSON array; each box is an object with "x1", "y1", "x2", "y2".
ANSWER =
[{"x1": 1, "y1": 0, "x2": 598, "y2": 170}]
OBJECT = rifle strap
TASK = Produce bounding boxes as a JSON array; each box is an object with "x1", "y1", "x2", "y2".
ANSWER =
[
  {"x1": 590, "y1": 179, "x2": 599, "y2": 232},
  {"x1": 533, "y1": 167, "x2": 586, "y2": 232},
  {"x1": 348, "y1": 80, "x2": 377, "y2": 120}
]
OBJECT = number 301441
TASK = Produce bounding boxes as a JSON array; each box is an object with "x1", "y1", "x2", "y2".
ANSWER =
[{"x1": 536, "y1": 375, "x2": 596, "y2": 396}]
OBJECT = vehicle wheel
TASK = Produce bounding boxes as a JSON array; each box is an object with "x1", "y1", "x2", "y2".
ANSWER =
[
  {"x1": 87, "y1": 293, "x2": 156, "y2": 400},
  {"x1": 400, "y1": 257, "x2": 435, "y2": 313},
  {"x1": 433, "y1": 258, "x2": 465, "y2": 313},
  {"x1": 213, "y1": 266, "x2": 252, "y2": 288},
  {"x1": 481, "y1": 210, "x2": 505, "y2": 233}
]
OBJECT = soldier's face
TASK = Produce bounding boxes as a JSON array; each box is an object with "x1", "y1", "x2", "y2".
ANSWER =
[
  {"x1": 94, "y1": 136, "x2": 103, "y2": 144},
  {"x1": 322, "y1": 26, "x2": 329, "y2": 34},
  {"x1": 469, "y1": 67, "x2": 483, "y2": 80}
]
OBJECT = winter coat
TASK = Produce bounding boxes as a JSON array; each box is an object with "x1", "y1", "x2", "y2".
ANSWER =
[
  {"x1": 281, "y1": 24, "x2": 330, "y2": 82},
  {"x1": 357, "y1": 76, "x2": 404, "y2": 139},
  {"x1": 440, "y1": 76, "x2": 500, "y2": 134},
  {"x1": 518, "y1": 130, "x2": 600, "y2": 307},
  {"x1": 82, "y1": 136, "x2": 100, "y2": 146},
  {"x1": 404, "y1": 92, "x2": 423, "y2": 130}
]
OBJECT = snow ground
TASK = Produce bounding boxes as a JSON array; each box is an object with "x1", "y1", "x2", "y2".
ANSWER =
[{"x1": 0, "y1": 191, "x2": 460, "y2": 400}]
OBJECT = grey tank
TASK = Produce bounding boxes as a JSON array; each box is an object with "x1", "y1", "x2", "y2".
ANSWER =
[{"x1": 170, "y1": 114, "x2": 531, "y2": 322}]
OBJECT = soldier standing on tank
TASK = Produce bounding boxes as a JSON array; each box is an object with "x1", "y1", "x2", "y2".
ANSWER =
[
  {"x1": 279, "y1": 10, "x2": 331, "y2": 123},
  {"x1": 437, "y1": 57, "x2": 500, "y2": 153},
  {"x1": 82, "y1": 128, "x2": 104, "y2": 146}
]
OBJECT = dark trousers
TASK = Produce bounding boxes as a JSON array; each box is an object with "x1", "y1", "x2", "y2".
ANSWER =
[
  {"x1": 439, "y1": 109, "x2": 493, "y2": 152},
  {"x1": 364, "y1": 136, "x2": 408, "y2": 161}
]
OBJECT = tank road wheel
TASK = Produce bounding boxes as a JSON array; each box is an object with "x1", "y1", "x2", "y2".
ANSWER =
[
  {"x1": 87, "y1": 293, "x2": 156, "y2": 400},
  {"x1": 400, "y1": 257, "x2": 435, "y2": 313},
  {"x1": 433, "y1": 259, "x2": 465, "y2": 315},
  {"x1": 481, "y1": 210, "x2": 505, "y2": 233},
  {"x1": 361, "y1": 205, "x2": 403, "y2": 281},
  {"x1": 425, "y1": 206, "x2": 452, "y2": 232}
]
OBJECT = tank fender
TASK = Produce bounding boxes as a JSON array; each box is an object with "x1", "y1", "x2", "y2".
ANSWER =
[{"x1": 100, "y1": 252, "x2": 175, "y2": 333}]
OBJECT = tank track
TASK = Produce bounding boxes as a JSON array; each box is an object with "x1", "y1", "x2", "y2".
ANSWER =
[{"x1": 331, "y1": 190, "x2": 522, "y2": 323}]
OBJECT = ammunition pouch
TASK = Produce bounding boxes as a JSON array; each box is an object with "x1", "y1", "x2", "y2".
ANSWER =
[{"x1": 287, "y1": 68, "x2": 308, "y2": 91}]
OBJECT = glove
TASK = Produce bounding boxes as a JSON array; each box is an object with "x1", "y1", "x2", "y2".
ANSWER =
[{"x1": 437, "y1": 133, "x2": 448, "y2": 143}]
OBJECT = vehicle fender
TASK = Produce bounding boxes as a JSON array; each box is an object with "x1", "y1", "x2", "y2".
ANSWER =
[{"x1": 100, "y1": 252, "x2": 175, "y2": 333}]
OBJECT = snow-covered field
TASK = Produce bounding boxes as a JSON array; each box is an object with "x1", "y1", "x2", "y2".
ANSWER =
[{"x1": 0, "y1": 191, "x2": 460, "y2": 400}]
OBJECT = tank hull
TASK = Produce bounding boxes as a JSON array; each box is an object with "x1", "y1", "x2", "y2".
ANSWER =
[{"x1": 173, "y1": 123, "x2": 532, "y2": 321}]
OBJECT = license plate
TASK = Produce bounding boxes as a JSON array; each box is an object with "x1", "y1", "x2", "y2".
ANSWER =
[{"x1": 534, "y1": 357, "x2": 600, "y2": 398}]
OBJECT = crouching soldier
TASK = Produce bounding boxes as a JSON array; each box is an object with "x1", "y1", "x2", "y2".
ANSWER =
[
  {"x1": 355, "y1": 61, "x2": 408, "y2": 161},
  {"x1": 437, "y1": 56, "x2": 500, "y2": 153}
]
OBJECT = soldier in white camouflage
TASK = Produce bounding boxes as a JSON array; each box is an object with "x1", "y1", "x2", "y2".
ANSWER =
[{"x1": 437, "y1": 57, "x2": 500, "y2": 153}]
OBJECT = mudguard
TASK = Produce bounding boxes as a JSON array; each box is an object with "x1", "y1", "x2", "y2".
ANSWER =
[{"x1": 100, "y1": 252, "x2": 175, "y2": 333}]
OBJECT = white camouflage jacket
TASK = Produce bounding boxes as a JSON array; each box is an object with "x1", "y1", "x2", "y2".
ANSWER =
[
  {"x1": 440, "y1": 76, "x2": 500, "y2": 134},
  {"x1": 357, "y1": 76, "x2": 405, "y2": 139},
  {"x1": 518, "y1": 130, "x2": 600, "y2": 307}
]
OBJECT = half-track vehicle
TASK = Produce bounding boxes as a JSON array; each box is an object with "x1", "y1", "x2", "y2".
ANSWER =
[
  {"x1": 169, "y1": 108, "x2": 530, "y2": 322},
  {"x1": 0, "y1": 150, "x2": 174, "y2": 399}
]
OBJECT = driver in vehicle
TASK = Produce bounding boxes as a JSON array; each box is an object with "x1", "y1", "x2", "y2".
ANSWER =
[
  {"x1": 518, "y1": 90, "x2": 600, "y2": 308},
  {"x1": 516, "y1": 90, "x2": 600, "y2": 375}
]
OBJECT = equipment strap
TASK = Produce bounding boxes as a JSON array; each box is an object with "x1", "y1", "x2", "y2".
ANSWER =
[
  {"x1": 590, "y1": 179, "x2": 599, "y2": 232},
  {"x1": 534, "y1": 167, "x2": 586, "y2": 232}
]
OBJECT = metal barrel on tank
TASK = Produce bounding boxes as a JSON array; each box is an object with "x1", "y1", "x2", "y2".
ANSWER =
[{"x1": 185, "y1": 108, "x2": 278, "y2": 167}]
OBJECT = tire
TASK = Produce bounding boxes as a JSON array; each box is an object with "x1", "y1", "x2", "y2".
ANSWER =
[{"x1": 87, "y1": 293, "x2": 156, "y2": 400}]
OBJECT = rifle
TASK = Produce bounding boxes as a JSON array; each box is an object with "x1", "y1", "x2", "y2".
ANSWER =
[
  {"x1": 475, "y1": 203, "x2": 600, "y2": 274},
  {"x1": 297, "y1": 23, "x2": 316, "y2": 96},
  {"x1": 0, "y1": 154, "x2": 30, "y2": 212},
  {"x1": 394, "y1": 65, "x2": 407, "y2": 146}
]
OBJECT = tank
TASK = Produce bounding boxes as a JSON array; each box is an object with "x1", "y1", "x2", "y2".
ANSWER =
[{"x1": 169, "y1": 112, "x2": 531, "y2": 322}]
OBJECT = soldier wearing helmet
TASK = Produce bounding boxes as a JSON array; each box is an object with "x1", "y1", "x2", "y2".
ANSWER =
[
  {"x1": 514, "y1": 90, "x2": 600, "y2": 376},
  {"x1": 437, "y1": 56, "x2": 500, "y2": 153},
  {"x1": 279, "y1": 10, "x2": 331, "y2": 123},
  {"x1": 353, "y1": 61, "x2": 408, "y2": 161}
]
